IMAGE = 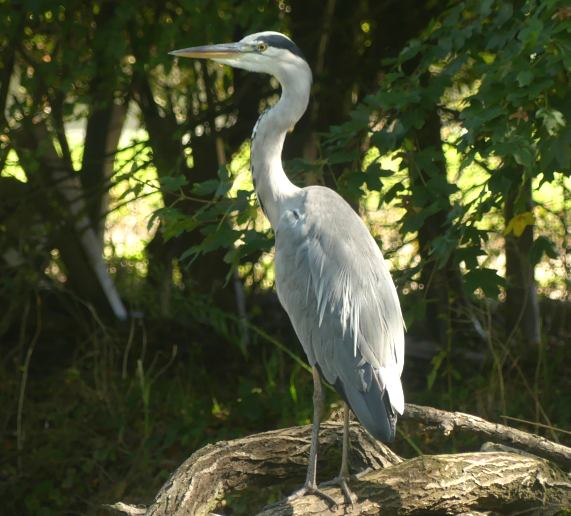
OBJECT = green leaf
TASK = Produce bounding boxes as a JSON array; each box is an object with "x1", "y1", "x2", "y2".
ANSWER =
[
  {"x1": 455, "y1": 247, "x2": 486, "y2": 269},
  {"x1": 512, "y1": 146, "x2": 534, "y2": 168},
  {"x1": 505, "y1": 211, "x2": 534, "y2": 237},
  {"x1": 363, "y1": 163, "x2": 394, "y2": 191},
  {"x1": 371, "y1": 129, "x2": 397, "y2": 154},
  {"x1": 414, "y1": 148, "x2": 442, "y2": 177},
  {"x1": 518, "y1": 17, "x2": 543, "y2": 47},
  {"x1": 341, "y1": 171, "x2": 366, "y2": 197},
  {"x1": 537, "y1": 108, "x2": 566, "y2": 136},
  {"x1": 464, "y1": 268, "x2": 505, "y2": 298},
  {"x1": 401, "y1": 203, "x2": 440, "y2": 234},
  {"x1": 530, "y1": 236, "x2": 558, "y2": 266},
  {"x1": 156, "y1": 207, "x2": 198, "y2": 241},
  {"x1": 516, "y1": 69, "x2": 533, "y2": 87},
  {"x1": 426, "y1": 174, "x2": 459, "y2": 196},
  {"x1": 194, "y1": 224, "x2": 240, "y2": 254},
  {"x1": 382, "y1": 183, "x2": 405, "y2": 203},
  {"x1": 431, "y1": 234, "x2": 459, "y2": 267},
  {"x1": 540, "y1": 124, "x2": 571, "y2": 175},
  {"x1": 236, "y1": 204, "x2": 258, "y2": 225},
  {"x1": 399, "y1": 39, "x2": 422, "y2": 62},
  {"x1": 192, "y1": 179, "x2": 220, "y2": 196},
  {"x1": 159, "y1": 175, "x2": 188, "y2": 192},
  {"x1": 478, "y1": 51, "x2": 496, "y2": 64}
]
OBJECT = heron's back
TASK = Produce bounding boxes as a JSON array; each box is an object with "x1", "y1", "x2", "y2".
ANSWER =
[{"x1": 274, "y1": 186, "x2": 404, "y2": 442}]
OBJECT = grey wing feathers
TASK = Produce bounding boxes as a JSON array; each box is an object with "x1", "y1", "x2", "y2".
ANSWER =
[{"x1": 275, "y1": 186, "x2": 405, "y2": 441}]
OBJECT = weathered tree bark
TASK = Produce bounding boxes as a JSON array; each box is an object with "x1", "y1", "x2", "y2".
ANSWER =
[
  {"x1": 258, "y1": 452, "x2": 570, "y2": 515},
  {"x1": 109, "y1": 404, "x2": 571, "y2": 515},
  {"x1": 144, "y1": 421, "x2": 399, "y2": 515}
]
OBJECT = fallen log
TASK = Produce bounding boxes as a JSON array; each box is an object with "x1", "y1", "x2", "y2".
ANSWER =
[
  {"x1": 109, "y1": 405, "x2": 571, "y2": 515},
  {"x1": 141, "y1": 421, "x2": 398, "y2": 515},
  {"x1": 259, "y1": 452, "x2": 570, "y2": 515}
]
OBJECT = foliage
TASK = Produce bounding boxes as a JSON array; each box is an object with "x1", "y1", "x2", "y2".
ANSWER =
[
  {"x1": 321, "y1": 0, "x2": 570, "y2": 299},
  {"x1": 151, "y1": 0, "x2": 571, "y2": 307}
]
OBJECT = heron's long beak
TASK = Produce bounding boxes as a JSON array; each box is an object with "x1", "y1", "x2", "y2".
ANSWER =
[{"x1": 169, "y1": 42, "x2": 246, "y2": 60}]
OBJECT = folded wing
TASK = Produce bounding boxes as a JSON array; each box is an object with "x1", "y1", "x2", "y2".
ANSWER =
[{"x1": 275, "y1": 186, "x2": 405, "y2": 441}]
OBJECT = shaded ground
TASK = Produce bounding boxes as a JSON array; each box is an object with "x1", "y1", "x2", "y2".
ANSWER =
[{"x1": 1, "y1": 290, "x2": 570, "y2": 515}]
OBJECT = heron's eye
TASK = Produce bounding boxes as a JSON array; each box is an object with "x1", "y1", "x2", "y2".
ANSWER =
[{"x1": 257, "y1": 42, "x2": 268, "y2": 52}]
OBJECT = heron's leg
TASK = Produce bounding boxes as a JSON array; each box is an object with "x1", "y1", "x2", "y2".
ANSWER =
[
  {"x1": 340, "y1": 401, "x2": 350, "y2": 477},
  {"x1": 338, "y1": 403, "x2": 357, "y2": 503},
  {"x1": 322, "y1": 402, "x2": 358, "y2": 505},
  {"x1": 287, "y1": 366, "x2": 337, "y2": 508},
  {"x1": 305, "y1": 365, "x2": 323, "y2": 486}
]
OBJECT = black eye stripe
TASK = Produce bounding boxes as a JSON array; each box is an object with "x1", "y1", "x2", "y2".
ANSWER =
[{"x1": 256, "y1": 35, "x2": 306, "y2": 60}]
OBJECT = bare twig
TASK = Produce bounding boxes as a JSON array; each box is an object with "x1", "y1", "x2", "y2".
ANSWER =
[
  {"x1": 501, "y1": 415, "x2": 571, "y2": 437},
  {"x1": 16, "y1": 293, "x2": 42, "y2": 473}
]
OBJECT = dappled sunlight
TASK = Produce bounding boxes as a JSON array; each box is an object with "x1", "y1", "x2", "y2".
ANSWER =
[
  {"x1": 105, "y1": 129, "x2": 163, "y2": 261},
  {"x1": 0, "y1": 149, "x2": 28, "y2": 182}
]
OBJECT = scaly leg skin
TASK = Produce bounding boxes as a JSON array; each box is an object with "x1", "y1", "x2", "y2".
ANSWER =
[
  {"x1": 287, "y1": 366, "x2": 338, "y2": 508},
  {"x1": 321, "y1": 403, "x2": 358, "y2": 507}
]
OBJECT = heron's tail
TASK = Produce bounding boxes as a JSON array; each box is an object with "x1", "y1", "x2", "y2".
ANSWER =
[{"x1": 334, "y1": 372, "x2": 399, "y2": 443}]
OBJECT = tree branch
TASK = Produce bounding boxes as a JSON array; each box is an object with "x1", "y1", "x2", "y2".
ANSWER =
[{"x1": 402, "y1": 403, "x2": 571, "y2": 470}]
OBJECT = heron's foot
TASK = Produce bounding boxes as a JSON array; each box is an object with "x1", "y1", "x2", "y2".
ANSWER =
[
  {"x1": 321, "y1": 475, "x2": 358, "y2": 507},
  {"x1": 287, "y1": 482, "x2": 338, "y2": 508}
]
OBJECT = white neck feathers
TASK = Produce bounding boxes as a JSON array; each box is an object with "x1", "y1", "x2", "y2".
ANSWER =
[{"x1": 250, "y1": 60, "x2": 312, "y2": 228}]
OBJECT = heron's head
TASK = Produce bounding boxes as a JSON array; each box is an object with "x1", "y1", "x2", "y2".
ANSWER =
[{"x1": 170, "y1": 31, "x2": 312, "y2": 88}]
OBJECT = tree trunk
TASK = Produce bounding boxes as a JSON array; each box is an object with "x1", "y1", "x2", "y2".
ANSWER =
[
  {"x1": 410, "y1": 108, "x2": 476, "y2": 345},
  {"x1": 79, "y1": 0, "x2": 128, "y2": 242},
  {"x1": 12, "y1": 121, "x2": 127, "y2": 320},
  {"x1": 81, "y1": 101, "x2": 127, "y2": 243},
  {"x1": 505, "y1": 171, "x2": 540, "y2": 345}
]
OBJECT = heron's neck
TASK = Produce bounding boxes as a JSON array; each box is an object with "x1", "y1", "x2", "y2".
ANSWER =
[{"x1": 251, "y1": 75, "x2": 309, "y2": 228}]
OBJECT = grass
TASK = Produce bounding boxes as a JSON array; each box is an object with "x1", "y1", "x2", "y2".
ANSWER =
[{"x1": 0, "y1": 287, "x2": 319, "y2": 515}]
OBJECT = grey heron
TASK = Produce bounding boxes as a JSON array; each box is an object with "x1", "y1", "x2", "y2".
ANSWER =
[{"x1": 171, "y1": 31, "x2": 405, "y2": 507}]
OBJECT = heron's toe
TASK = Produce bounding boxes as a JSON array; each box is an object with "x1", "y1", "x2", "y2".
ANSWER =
[
  {"x1": 321, "y1": 475, "x2": 357, "y2": 507},
  {"x1": 287, "y1": 483, "x2": 338, "y2": 509}
]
